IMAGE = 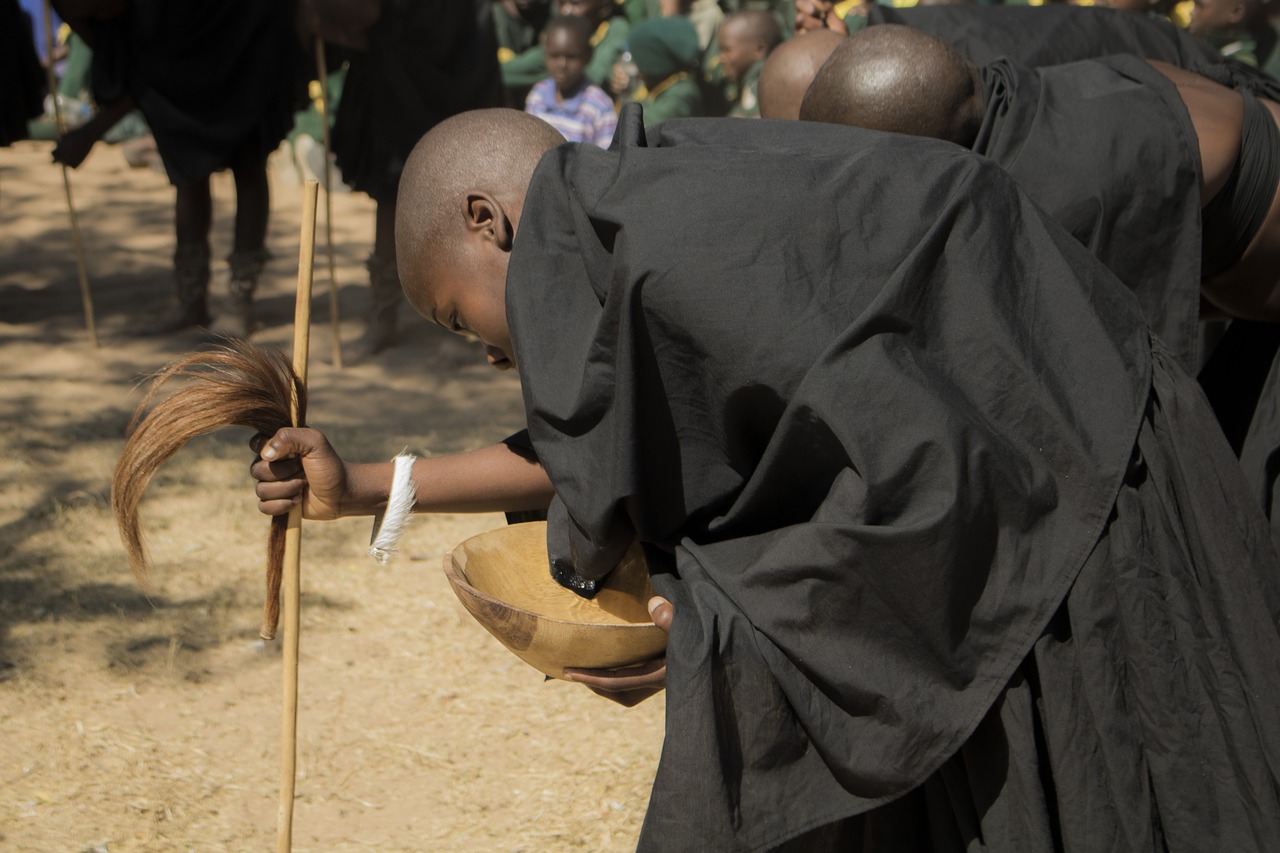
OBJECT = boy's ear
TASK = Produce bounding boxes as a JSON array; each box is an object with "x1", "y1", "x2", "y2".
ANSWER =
[{"x1": 462, "y1": 191, "x2": 515, "y2": 252}]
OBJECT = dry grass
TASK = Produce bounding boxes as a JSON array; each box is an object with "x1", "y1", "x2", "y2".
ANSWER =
[{"x1": 0, "y1": 141, "x2": 663, "y2": 851}]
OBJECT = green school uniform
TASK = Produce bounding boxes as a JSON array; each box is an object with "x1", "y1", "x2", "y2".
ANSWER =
[
  {"x1": 727, "y1": 57, "x2": 765, "y2": 118},
  {"x1": 493, "y1": 3, "x2": 543, "y2": 62},
  {"x1": 618, "y1": 0, "x2": 651, "y2": 25},
  {"x1": 638, "y1": 71, "x2": 704, "y2": 125},
  {"x1": 289, "y1": 66, "x2": 346, "y2": 144}
]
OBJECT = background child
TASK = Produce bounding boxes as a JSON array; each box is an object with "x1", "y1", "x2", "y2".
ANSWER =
[
  {"x1": 502, "y1": 0, "x2": 631, "y2": 100},
  {"x1": 1187, "y1": 0, "x2": 1280, "y2": 78},
  {"x1": 625, "y1": 16, "x2": 704, "y2": 125},
  {"x1": 717, "y1": 9, "x2": 782, "y2": 117},
  {"x1": 525, "y1": 15, "x2": 617, "y2": 147}
]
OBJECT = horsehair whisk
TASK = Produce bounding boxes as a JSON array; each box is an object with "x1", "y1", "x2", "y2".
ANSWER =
[{"x1": 110, "y1": 339, "x2": 305, "y2": 637}]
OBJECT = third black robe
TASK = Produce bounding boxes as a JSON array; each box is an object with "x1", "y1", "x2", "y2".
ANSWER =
[
  {"x1": 866, "y1": 4, "x2": 1225, "y2": 70},
  {"x1": 973, "y1": 54, "x2": 1204, "y2": 371}
]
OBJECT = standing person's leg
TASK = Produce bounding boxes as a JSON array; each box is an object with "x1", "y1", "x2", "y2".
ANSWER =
[
  {"x1": 147, "y1": 177, "x2": 212, "y2": 334},
  {"x1": 362, "y1": 197, "x2": 402, "y2": 355},
  {"x1": 227, "y1": 141, "x2": 272, "y2": 336}
]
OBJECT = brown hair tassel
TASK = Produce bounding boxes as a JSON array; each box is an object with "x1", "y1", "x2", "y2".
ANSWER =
[{"x1": 111, "y1": 340, "x2": 306, "y2": 640}]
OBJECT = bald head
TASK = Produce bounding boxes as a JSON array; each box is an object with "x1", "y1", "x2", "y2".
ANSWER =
[
  {"x1": 758, "y1": 30, "x2": 845, "y2": 120},
  {"x1": 721, "y1": 9, "x2": 782, "y2": 48},
  {"x1": 396, "y1": 108, "x2": 563, "y2": 280},
  {"x1": 800, "y1": 25, "x2": 984, "y2": 147}
]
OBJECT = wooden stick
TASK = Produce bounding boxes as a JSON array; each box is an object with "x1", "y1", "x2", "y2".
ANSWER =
[
  {"x1": 277, "y1": 180, "x2": 317, "y2": 853},
  {"x1": 314, "y1": 36, "x2": 343, "y2": 369},
  {"x1": 42, "y1": 0, "x2": 98, "y2": 348}
]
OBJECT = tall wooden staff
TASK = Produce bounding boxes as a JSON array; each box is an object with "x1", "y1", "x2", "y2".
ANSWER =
[
  {"x1": 314, "y1": 35, "x2": 343, "y2": 369},
  {"x1": 277, "y1": 180, "x2": 317, "y2": 853},
  {"x1": 42, "y1": 0, "x2": 98, "y2": 348}
]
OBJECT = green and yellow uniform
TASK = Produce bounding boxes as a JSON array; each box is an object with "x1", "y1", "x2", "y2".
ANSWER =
[
  {"x1": 637, "y1": 71, "x2": 704, "y2": 125},
  {"x1": 727, "y1": 56, "x2": 765, "y2": 118}
]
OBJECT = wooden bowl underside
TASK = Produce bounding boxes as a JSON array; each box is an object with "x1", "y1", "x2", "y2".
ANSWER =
[{"x1": 444, "y1": 522, "x2": 668, "y2": 679}]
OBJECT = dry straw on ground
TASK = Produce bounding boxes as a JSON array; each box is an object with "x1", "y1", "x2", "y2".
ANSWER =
[{"x1": 0, "y1": 140, "x2": 664, "y2": 851}]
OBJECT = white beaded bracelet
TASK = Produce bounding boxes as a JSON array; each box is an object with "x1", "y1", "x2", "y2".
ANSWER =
[{"x1": 368, "y1": 452, "x2": 417, "y2": 565}]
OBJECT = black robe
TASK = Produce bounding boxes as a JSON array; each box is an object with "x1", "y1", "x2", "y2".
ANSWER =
[
  {"x1": 974, "y1": 55, "x2": 1204, "y2": 372},
  {"x1": 866, "y1": 4, "x2": 1225, "y2": 70},
  {"x1": 1, "y1": 0, "x2": 45, "y2": 147},
  {"x1": 329, "y1": 0, "x2": 503, "y2": 203},
  {"x1": 89, "y1": 0, "x2": 300, "y2": 187},
  {"x1": 506, "y1": 108, "x2": 1280, "y2": 851},
  {"x1": 973, "y1": 54, "x2": 1280, "y2": 551}
]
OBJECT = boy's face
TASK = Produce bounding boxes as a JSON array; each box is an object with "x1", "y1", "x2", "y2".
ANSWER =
[
  {"x1": 1189, "y1": 0, "x2": 1246, "y2": 34},
  {"x1": 718, "y1": 25, "x2": 764, "y2": 82},
  {"x1": 403, "y1": 243, "x2": 516, "y2": 371},
  {"x1": 545, "y1": 27, "x2": 591, "y2": 94}
]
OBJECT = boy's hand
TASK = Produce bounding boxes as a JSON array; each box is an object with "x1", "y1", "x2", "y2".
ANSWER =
[
  {"x1": 249, "y1": 427, "x2": 350, "y2": 520},
  {"x1": 51, "y1": 125, "x2": 97, "y2": 169},
  {"x1": 563, "y1": 596, "x2": 673, "y2": 707},
  {"x1": 795, "y1": 0, "x2": 850, "y2": 34}
]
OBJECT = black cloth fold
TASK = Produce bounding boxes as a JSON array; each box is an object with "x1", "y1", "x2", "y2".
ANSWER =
[
  {"x1": 1, "y1": 0, "x2": 45, "y2": 147},
  {"x1": 330, "y1": 0, "x2": 502, "y2": 203},
  {"x1": 866, "y1": 4, "x2": 1225, "y2": 69},
  {"x1": 89, "y1": 0, "x2": 301, "y2": 187},
  {"x1": 504, "y1": 107, "x2": 1280, "y2": 850},
  {"x1": 973, "y1": 55, "x2": 1204, "y2": 372}
]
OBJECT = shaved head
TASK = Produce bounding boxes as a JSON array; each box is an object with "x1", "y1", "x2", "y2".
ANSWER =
[
  {"x1": 758, "y1": 29, "x2": 845, "y2": 120},
  {"x1": 396, "y1": 108, "x2": 564, "y2": 284},
  {"x1": 721, "y1": 9, "x2": 783, "y2": 49},
  {"x1": 395, "y1": 109, "x2": 564, "y2": 368},
  {"x1": 800, "y1": 25, "x2": 984, "y2": 147}
]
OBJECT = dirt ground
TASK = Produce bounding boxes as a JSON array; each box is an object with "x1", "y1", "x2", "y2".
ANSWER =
[{"x1": 0, "y1": 140, "x2": 664, "y2": 851}]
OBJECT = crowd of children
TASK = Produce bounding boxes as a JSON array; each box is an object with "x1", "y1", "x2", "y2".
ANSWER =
[{"x1": 504, "y1": 0, "x2": 797, "y2": 139}]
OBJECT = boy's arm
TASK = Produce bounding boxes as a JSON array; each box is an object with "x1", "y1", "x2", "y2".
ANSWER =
[
  {"x1": 250, "y1": 428, "x2": 554, "y2": 520},
  {"x1": 51, "y1": 93, "x2": 136, "y2": 168}
]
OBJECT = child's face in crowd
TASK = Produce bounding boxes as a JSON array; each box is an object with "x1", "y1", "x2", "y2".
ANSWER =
[
  {"x1": 546, "y1": 28, "x2": 591, "y2": 94},
  {"x1": 718, "y1": 25, "x2": 762, "y2": 82},
  {"x1": 1188, "y1": 0, "x2": 1246, "y2": 34}
]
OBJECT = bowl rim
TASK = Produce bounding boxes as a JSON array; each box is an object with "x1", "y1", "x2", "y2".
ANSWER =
[{"x1": 442, "y1": 551, "x2": 663, "y2": 633}]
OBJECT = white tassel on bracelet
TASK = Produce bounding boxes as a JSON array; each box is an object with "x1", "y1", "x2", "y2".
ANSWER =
[{"x1": 369, "y1": 452, "x2": 417, "y2": 565}]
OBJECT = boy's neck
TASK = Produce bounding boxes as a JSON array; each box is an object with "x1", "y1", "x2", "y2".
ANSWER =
[{"x1": 555, "y1": 78, "x2": 585, "y2": 101}]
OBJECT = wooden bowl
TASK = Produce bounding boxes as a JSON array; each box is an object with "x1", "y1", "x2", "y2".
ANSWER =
[{"x1": 444, "y1": 522, "x2": 667, "y2": 680}]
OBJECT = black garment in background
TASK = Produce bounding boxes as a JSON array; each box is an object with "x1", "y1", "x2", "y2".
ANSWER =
[
  {"x1": 1, "y1": 0, "x2": 46, "y2": 146},
  {"x1": 971, "y1": 56, "x2": 1280, "y2": 546},
  {"x1": 88, "y1": 0, "x2": 300, "y2": 187},
  {"x1": 867, "y1": 4, "x2": 1225, "y2": 69},
  {"x1": 973, "y1": 55, "x2": 1203, "y2": 372},
  {"x1": 505, "y1": 107, "x2": 1280, "y2": 851},
  {"x1": 1198, "y1": 320, "x2": 1280, "y2": 454},
  {"x1": 330, "y1": 0, "x2": 503, "y2": 204}
]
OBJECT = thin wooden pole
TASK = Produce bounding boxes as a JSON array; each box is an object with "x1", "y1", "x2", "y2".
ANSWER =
[
  {"x1": 314, "y1": 36, "x2": 343, "y2": 369},
  {"x1": 277, "y1": 180, "x2": 317, "y2": 853},
  {"x1": 42, "y1": 0, "x2": 98, "y2": 348}
]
